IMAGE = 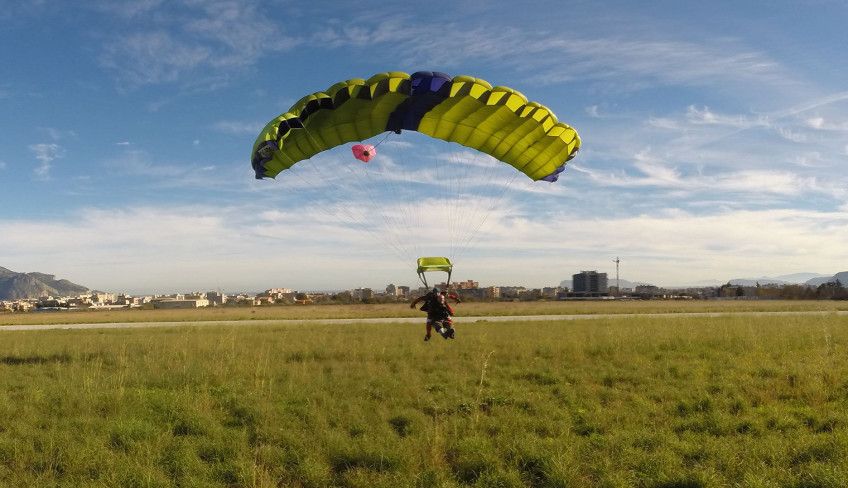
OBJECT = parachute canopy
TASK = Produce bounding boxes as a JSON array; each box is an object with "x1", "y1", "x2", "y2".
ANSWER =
[{"x1": 252, "y1": 71, "x2": 581, "y2": 183}]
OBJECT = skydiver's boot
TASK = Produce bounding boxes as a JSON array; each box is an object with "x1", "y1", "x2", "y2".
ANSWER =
[
  {"x1": 447, "y1": 327, "x2": 455, "y2": 339},
  {"x1": 424, "y1": 334, "x2": 431, "y2": 341}
]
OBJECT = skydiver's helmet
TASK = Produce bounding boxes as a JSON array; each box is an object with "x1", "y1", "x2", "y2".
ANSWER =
[{"x1": 432, "y1": 287, "x2": 439, "y2": 295}]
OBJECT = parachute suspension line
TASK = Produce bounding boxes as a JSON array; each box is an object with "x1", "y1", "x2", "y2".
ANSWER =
[
  {"x1": 285, "y1": 152, "x2": 408, "y2": 268},
  {"x1": 349, "y1": 138, "x2": 421, "y2": 262},
  {"x1": 294, "y1": 125, "x2": 412, "y2": 265},
  {"x1": 443, "y1": 149, "x2": 506, "y2": 264},
  {"x1": 377, "y1": 140, "x2": 423, "y2": 261},
  {"x1": 434, "y1": 146, "x2": 455, "y2": 261},
  {"x1": 358, "y1": 154, "x2": 412, "y2": 258},
  {"x1": 454, "y1": 170, "x2": 520, "y2": 261},
  {"x1": 371, "y1": 131, "x2": 392, "y2": 149},
  {"x1": 365, "y1": 133, "x2": 427, "y2": 261},
  {"x1": 361, "y1": 132, "x2": 427, "y2": 261}
]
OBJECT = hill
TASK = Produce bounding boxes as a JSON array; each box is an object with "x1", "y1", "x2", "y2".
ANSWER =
[
  {"x1": 806, "y1": 271, "x2": 848, "y2": 287},
  {"x1": 0, "y1": 266, "x2": 89, "y2": 300}
]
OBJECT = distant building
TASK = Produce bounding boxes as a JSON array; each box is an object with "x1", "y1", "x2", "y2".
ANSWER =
[
  {"x1": 572, "y1": 271, "x2": 608, "y2": 297},
  {"x1": 499, "y1": 286, "x2": 526, "y2": 299},
  {"x1": 454, "y1": 280, "x2": 479, "y2": 290},
  {"x1": 541, "y1": 287, "x2": 560, "y2": 299},
  {"x1": 152, "y1": 298, "x2": 209, "y2": 309},
  {"x1": 91, "y1": 292, "x2": 116, "y2": 303},
  {"x1": 386, "y1": 284, "x2": 399, "y2": 296},
  {"x1": 351, "y1": 288, "x2": 373, "y2": 300},
  {"x1": 205, "y1": 291, "x2": 227, "y2": 306},
  {"x1": 114, "y1": 294, "x2": 141, "y2": 306},
  {"x1": 634, "y1": 284, "x2": 661, "y2": 297},
  {"x1": 397, "y1": 286, "x2": 410, "y2": 297},
  {"x1": 484, "y1": 286, "x2": 501, "y2": 299}
]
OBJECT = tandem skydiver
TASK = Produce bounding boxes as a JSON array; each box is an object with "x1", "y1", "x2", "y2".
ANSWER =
[{"x1": 410, "y1": 287, "x2": 461, "y2": 341}]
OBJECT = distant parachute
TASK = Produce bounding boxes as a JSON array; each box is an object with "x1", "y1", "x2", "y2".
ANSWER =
[{"x1": 252, "y1": 71, "x2": 581, "y2": 183}]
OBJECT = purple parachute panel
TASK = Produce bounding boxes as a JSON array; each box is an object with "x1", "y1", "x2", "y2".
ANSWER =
[{"x1": 540, "y1": 164, "x2": 566, "y2": 182}]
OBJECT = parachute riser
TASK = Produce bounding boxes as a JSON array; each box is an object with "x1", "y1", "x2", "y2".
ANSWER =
[{"x1": 417, "y1": 268, "x2": 451, "y2": 289}]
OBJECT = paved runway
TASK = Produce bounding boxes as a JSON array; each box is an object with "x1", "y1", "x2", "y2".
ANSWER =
[{"x1": 2, "y1": 310, "x2": 846, "y2": 331}]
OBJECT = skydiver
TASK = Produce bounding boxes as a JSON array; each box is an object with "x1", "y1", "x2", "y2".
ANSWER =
[{"x1": 410, "y1": 287, "x2": 461, "y2": 341}]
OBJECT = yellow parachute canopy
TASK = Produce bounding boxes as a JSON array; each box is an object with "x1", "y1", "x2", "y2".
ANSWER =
[{"x1": 252, "y1": 71, "x2": 580, "y2": 183}]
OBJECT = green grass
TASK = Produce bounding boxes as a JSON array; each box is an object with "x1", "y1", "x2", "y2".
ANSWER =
[
  {"x1": 2, "y1": 299, "x2": 846, "y2": 326},
  {"x1": 2, "y1": 313, "x2": 848, "y2": 487}
]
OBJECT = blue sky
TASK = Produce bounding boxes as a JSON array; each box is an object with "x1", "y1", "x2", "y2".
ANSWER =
[{"x1": 1, "y1": 0, "x2": 847, "y2": 294}]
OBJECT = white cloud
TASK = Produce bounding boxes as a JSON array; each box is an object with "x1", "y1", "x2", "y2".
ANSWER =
[
  {"x1": 101, "y1": 30, "x2": 212, "y2": 86},
  {"x1": 685, "y1": 105, "x2": 768, "y2": 129},
  {"x1": 101, "y1": 149, "x2": 243, "y2": 191},
  {"x1": 807, "y1": 117, "x2": 825, "y2": 129},
  {"x1": 115, "y1": 141, "x2": 131, "y2": 146},
  {"x1": 40, "y1": 127, "x2": 77, "y2": 141},
  {"x1": 93, "y1": 0, "x2": 164, "y2": 18},
  {"x1": 579, "y1": 154, "x2": 843, "y2": 200},
  {"x1": 98, "y1": 0, "x2": 297, "y2": 88},
  {"x1": 647, "y1": 117, "x2": 681, "y2": 130},
  {"x1": 776, "y1": 126, "x2": 807, "y2": 143},
  {"x1": 2, "y1": 203, "x2": 847, "y2": 291},
  {"x1": 0, "y1": 160, "x2": 6, "y2": 170},
  {"x1": 804, "y1": 115, "x2": 848, "y2": 131},
  {"x1": 213, "y1": 120, "x2": 262, "y2": 135},
  {"x1": 462, "y1": 206, "x2": 848, "y2": 285},
  {"x1": 309, "y1": 15, "x2": 794, "y2": 93},
  {"x1": 28, "y1": 143, "x2": 64, "y2": 178},
  {"x1": 792, "y1": 152, "x2": 827, "y2": 168},
  {"x1": 381, "y1": 140, "x2": 415, "y2": 149}
]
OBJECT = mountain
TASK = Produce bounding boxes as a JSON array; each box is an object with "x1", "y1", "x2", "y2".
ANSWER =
[
  {"x1": 0, "y1": 266, "x2": 89, "y2": 300},
  {"x1": 725, "y1": 273, "x2": 830, "y2": 287},
  {"x1": 774, "y1": 272, "x2": 830, "y2": 283},
  {"x1": 807, "y1": 271, "x2": 848, "y2": 287},
  {"x1": 728, "y1": 277, "x2": 789, "y2": 286}
]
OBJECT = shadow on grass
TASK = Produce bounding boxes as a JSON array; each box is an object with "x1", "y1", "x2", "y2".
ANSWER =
[
  {"x1": 652, "y1": 481, "x2": 705, "y2": 488},
  {"x1": 0, "y1": 353, "x2": 71, "y2": 365},
  {"x1": 329, "y1": 450, "x2": 398, "y2": 476}
]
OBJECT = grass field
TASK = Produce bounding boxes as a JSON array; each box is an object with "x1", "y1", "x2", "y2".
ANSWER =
[
  {"x1": 2, "y1": 299, "x2": 847, "y2": 326},
  {"x1": 2, "y1": 310, "x2": 848, "y2": 487}
]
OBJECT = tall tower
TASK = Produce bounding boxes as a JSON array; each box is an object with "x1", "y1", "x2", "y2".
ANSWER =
[{"x1": 613, "y1": 256, "x2": 620, "y2": 297}]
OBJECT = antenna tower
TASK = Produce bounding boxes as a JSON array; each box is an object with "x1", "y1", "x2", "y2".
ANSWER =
[{"x1": 613, "y1": 256, "x2": 620, "y2": 297}]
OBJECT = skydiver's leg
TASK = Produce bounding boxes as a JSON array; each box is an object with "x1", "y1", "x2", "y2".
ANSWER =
[
  {"x1": 437, "y1": 319, "x2": 450, "y2": 339},
  {"x1": 425, "y1": 320, "x2": 433, "y2": 341},
  {"x1": 444, "y1": 317, "x2": 455, "y2": 339}
]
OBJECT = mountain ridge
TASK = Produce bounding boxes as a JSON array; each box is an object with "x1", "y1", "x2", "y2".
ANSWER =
[{"x1": 0, "y1": 266, "x2": 89, "y2": 300}]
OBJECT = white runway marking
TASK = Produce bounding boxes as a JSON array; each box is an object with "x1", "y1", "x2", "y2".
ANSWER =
[{"x1": 1, "y1": 310, "x2": 846, "y2": 331}]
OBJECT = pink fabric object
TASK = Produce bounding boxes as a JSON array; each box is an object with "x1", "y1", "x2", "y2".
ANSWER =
[{"x1": 351, "y1": 144, "x2": 376, "y2": 162}]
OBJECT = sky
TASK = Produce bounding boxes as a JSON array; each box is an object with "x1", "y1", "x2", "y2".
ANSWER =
[{"x1": 1, "y1": 0, "x2": 847, "y2": 294}]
